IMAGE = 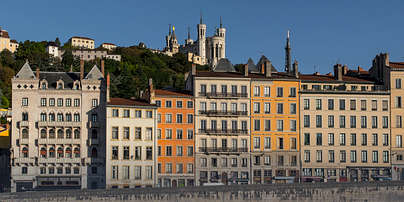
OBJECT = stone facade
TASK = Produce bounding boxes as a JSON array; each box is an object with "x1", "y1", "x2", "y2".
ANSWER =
[
  {"x1": 10, "y1": 61, "x2": 106, "y2": 192},
  {"x1": 0, "y1": 27, "x2": 18, "y2": 53},
  {"x1": 69, "y1": 36, "x2": 95, "y2": 49}
]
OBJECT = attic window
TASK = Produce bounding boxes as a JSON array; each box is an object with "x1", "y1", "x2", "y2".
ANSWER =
[
  {"x1": 41, "y1": 82, "x2": 47, "y2": 90},
  {"x1": 57, "y1": 80, "x2": 64, "y2": 90},
  {"x1": 17, "y1": 84, "x2": 21, "y2": 89},
  {"x1": 75, "y1": 83, "x2": 80, "y2": 90},
  {"x1": 23, "y1": 84, "x2": 28, "y2": 89}
]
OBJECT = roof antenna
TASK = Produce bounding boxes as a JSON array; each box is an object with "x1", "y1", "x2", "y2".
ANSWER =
[{"x1": 200, "y1": 10, "x2": 203, "y2": 24}]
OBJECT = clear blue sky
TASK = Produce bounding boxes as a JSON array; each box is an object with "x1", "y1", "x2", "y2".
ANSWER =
[{"x1": 2, "y1": 0, "x2": 404, "y2": 73}]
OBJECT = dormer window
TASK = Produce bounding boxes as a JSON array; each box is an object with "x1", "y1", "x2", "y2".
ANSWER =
[
  {"x1": 40, "y1": 80, "x2": 48, "y2": 90},
  {"x1": 56, "y1": 79, "x2": 64, "y2": 90},
  {"x1": 73, "y1": 81, "x2": 80, "y2": 90}
]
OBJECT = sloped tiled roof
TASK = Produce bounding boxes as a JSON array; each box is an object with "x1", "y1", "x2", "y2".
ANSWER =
[
  {"x1": 299, "y1": 74, "x2": 374, "y2": 83},
  {"x1": 213, "y1": 58, "x2": 236, "y2": 72},
  {"x1": 39, "y1": 72, "x2": 80, "y2": 89},
  {"x1": 389, "y1": 62, "x2": 404, "y2": 69},
  {"x1": 107, "y1": 98, "x2": 156, "y2": 107},
  {"x1": 85, "y1": 65, "x2": 104, "y2": 80},
  {"x1": 256, "y1": 55, "x2": 278, "y2": 72},
  {"x1": 247, "y1": 58, "x2": 259, "y2": 73},
  {"x1": 15, "y1": 61, "x2": 36, "y2": 79},
  {"x1": 71, "y1": 36, "x2": 94, "y2": 41},
  {"x1": 155, "y1": 89, "x2": 193, "y2": 97}
]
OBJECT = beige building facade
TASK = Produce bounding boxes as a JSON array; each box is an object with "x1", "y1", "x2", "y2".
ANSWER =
[
  {"x1": 101, "y1": 43, "x2": 117, "y2": 51},
  {"x1": 0, "y1": 27, "x2": 18, "y2": 53},
  {"x1": 300, "y1": 64, "x2": 391, "y2": 182},
  {"x1": 69, "y1": 36, "x2": 95, "y2": 49},
  {"x1": 11, "y1": 61, "x2": 106, "y2": 192},
  {"x1": 106, "y1": 97, "x2": 157, "y2": 188}
]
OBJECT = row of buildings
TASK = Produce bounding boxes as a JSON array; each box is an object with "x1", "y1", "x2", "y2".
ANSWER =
[
  {"x1": 9, "y1": 35, "x2": 404, "y2": 191},
  {"x1": 0, "y1": 26, "x2": 19, "y2": 53}
]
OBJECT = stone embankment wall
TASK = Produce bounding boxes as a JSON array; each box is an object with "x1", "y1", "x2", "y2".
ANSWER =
[{"x1": 2, "y1": 181, "x2": 404, "y2": 202}]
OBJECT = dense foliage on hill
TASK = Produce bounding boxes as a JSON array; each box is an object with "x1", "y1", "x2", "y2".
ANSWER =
[{"x1": 0, "y1": 40, "x2": 209, "y2": 108}]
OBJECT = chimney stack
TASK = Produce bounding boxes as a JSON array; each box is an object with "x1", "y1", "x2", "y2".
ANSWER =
[
  {"x1": 244, "y1": 64, "x2": 248, "y2": 77},
  {"x1": 342, "y1": 65, "x2": 348, "y2": 75},
  {"x1": 36, "y1": 68, "x2": 40, "y2": 79},
  {"x1": 106, "y1": 73, "x2": 111, "y2": 102},
  {"x1": 293, "y1": 60, "x2": 299, "y2": 78},
  {"x1": 384, "y1": 53, "x2": 390, "y2": 66},
  {"x1": 261, "y1": 63, "x2": 265, "y2": 74},
  {"x1": 265, "y1": 60, "x2": 272, "y2": 78},
  {"x1": 148, "y1": 78, "x2": 155, "y2": 104},
  {"x1": 80, "y1": 60, "x2": 84, "y2": 80},
  {"x1": 101, "y1": 60, "x2": 105, "y2": 76},
  {"x1": 191, "y1": 63, "x2": 196, "y2": 76},
  {"x1": 334, "y1": 64, "x2": 343, "y2": 81}
]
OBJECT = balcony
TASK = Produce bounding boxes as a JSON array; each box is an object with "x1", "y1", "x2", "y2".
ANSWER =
[
  {"x1": 198, "y1": 129, "x2": 248, "y2": 136},
  {"x1": 38, "y1": 157, "x2": 81, "y2": 164},
  {"x1": 198, "y1": 147, "x2": 248, "y2": 153},
  {"x1": 18, "y1": 121, "x2": 29, "y2": 128},
  {"x1": 199, "y1": 110, "x2": 248, "y2": 117},
  {"x1": 38, "y1": 138, "x2": 81, "y2": 145},
  {"x1": 13, "y1": 157, "x2": 35, "y2": 165},
  {"x1": 19, "y1": 138, "x2": 30, "y2": 145},
  {"x1": 37, "y1": 121, "x2": 82, "y2": 128},
  {"x1": 199, "y1": 92, "x2": 248, "y2": 99}
]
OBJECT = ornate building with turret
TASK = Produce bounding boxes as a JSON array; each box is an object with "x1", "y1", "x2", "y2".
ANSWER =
[{"x1": 164, "y1": 16, "x2": 226, "y2": 67}]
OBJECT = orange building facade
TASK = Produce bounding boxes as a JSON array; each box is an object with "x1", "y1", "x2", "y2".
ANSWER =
[{"x1": 152, "y1": 89, "x2": 195, "y2": 187}]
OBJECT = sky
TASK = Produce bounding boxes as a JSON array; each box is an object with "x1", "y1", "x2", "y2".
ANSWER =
[{"x1": 2, "y1": 0, "x2": 404, "y2": 73}]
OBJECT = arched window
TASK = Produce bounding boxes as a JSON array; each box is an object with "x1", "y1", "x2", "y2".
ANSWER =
[
  {"x1": 75, "y1": 83, "x2": 80, "y2": 90},
  {"x1": 22, "y1": 147, "x2": 29, "y2": 158},
  {"x1": 40, "y1": 113, "x2": 47, "y2": 121},
  {"x1": 40, "y1": 147, "x2": 47, "y2": 158},
  {"x1": 74, "y1": 147, "x2": 80, "y2": 158},
  {"x1": 74, "y1": 129, "x2": 80, "y2": 139},
  {"x1": 57, "y1": 80, "x2": 64, "y2": 90},
  {"x1": 66, "y1": 129, "x2": 72, "y2": 139},
  {"x1": 91, "y1": 147, "x2": 98, "y2": 158},
  {"x1": 65, "y1": 147, "x2": 72, "y2": 158},
  {"x1": 22, "y1": 128, "x2": 29, "y2": 139},
  {"x1": 40, "y1": 129, "x2": 47, "y2": 139},
  {"x1": 66, "y1": 113, "x2": 72, "y2": 122},
  {"x1": 57, "y1": 147, "x2": 64, "y2": 158},
  {"x1": 57, "y1": 113, "x2": 64, "y2": 122},
  {"x1": 74, "y1": 113, "x2": 80, "y2": 122},
  {"x1": 49, "y1": 113, "x2": 55, "y2": 122},
  {"x1": 41, "y1": 82, "x2": 47, "y2": 90},
  {"x1": 91, "y1": 129, "x2": 97, "y2": 139},
  {"x1": 49, "y1": 147, "x2": 55, "y2": 158},
  {"x1": 49, "y1": 129, "x2": 55, "y2": 139},
  {"x1": 57, "y1": 129, "x2": 64, "y2": 139}
]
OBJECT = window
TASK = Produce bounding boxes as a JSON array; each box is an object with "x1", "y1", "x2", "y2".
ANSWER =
[
  {"x1": 112, "y1": 127, "x2": 118, "y2": 139},
  {"x1": 340, "y1": 116, "x2": 346, "y2": 128},
  {"x1": 350, "y1": 99, "x2": 356, "y2": 110},
  {"x1": 166, "y1": 114, "x2": 172, "y2": 123},
  {"x1": 22, "y1": 98, "x2": 28, "y2": 106},
  {"x1": 112, "y1": 109, "x2": 119, "y2": 117},
  {"x1": 157, "y1": 114, "x2": 161, "y2": 123},
  {"x1": 351, "y1": 133, "x2": 356, "y2": 146},
  {"x1": 41, "y1": 98, "x2": 47, "y2": 106},
  {"x1": 176, "y1": 163, "x2": 183, "y2": 174},
  {"x1": 372, "y1": 151, "x2": 378, "y2": 163},
  {"x1": 290, "y1": 120, "x2": 297, "y2": 131},
  {"x1": 361, "y1": 116, "x2": 367, "y2": 128},
  {"x1": 22, "y1": 112, "x2": 29, "y2": 121},
  {"x1": 135, "y1": 166, "x2": 142, "y2": 179},
  {"x1": 187, "y1": 114, "x2": 193, "y2": 123},
  {"x1": 350, "y1": 150, "x2": 357, "y2": 163},
  {"x1": 146, "y1": 128, "x2": 152, "y2": 140},
  {"x1": 123, "y1": 146, "x2": 130, "y2": 160},
  {"x1": 277, "y1": 103, "x2": 283, "y2": 114},
  {"x1": 135, "y1": 110, "x2": 142, "y2": 118},
  {"x1": 373, "y1": 134, "x2": 378, "y2": 146},
  {"x1": 361, "y1": 133, "x2": 367, "y2": 146},
  {"x1": 122, "y1": 166, "x2": 129, "y2": 179},
  {"x1": 361, "y1": 100, "x2": 367, "y2": 111},
  {"x1": 397, "y1": 135, "x2": 403, "y2": 148},
  {"x1": 316, "y1": 150, "x2": 322, "y2": 162},
  {"x1": 278, "y1": 138, "x2": 284, "y2": 149},
  {"x1": 329, "y1": 150, "x2": 335, "y2": 163},
  {"x1": 187, "y1": 146, "x2": 193, "y2": 156},
  {"x1": 123, "y1": 127, "x2": 130, "y2": 139},
  {"x1": 253, "y1": 137, "x2": 260, "y2": 149},
  {"x1": 397, "y1": 116, "x2": 402, "y2": 128},
  {"x1": 176, "y1": 114, "x2": 183, "y2": 123},
  {"x1": 350, "y1": 116, "x2": 356, "y2": 128},
  {"x1": 156, "y1": 100, "x2": 161, "y2": 107},
  {"x1": 304, "y1": 99, "x2": 310, "y2": 110},
  {"x1": 166, "y1": 100, "x2": 172, "y2": 108},
  {"x1": 316, "y1": 99, "x2": 322, "y2": 110},
  {"x1": 187, "y1": 129, "x2": 193, "y2": 139},
  {"x1": 92, "y1": 99, "x2": 98, "y2": 107},
  {"x1": 123, "y1": 109, "x2": 130, "y2": 118},
  {"x1": 291, "y1": 138, "x2": 297, "y2": 150},
  {"x1": 372, "y1": 100, "x2": 378, "y2": 111},
  {"x1": 265, "y1": 120, "x2": 271, "y2": 131},
  {"x1": 74, "y1": 98, "x2": 80, "y2": 107},
  {"x1": 290, "y1": 87, "x2": 296, "y2": 97},
  {"x1": 254, "y1": 119, "x2": 260, "y2": 131},
  {"x1": 396, "y1": 78, "x2": 402, "y2": 89},
  {"x1": 166, "y1": 146, "x2": 172, "y2": 156},
  {"x1": 340, "y1": 151, "x2": 346, "y2": 162},
  {"x1": 135, "y1": 146, "x2": 141, "y2": 160},
  {"x1": 304, "y1": 150, "x2": 310, "y2": 162},
  {"x1": 135, "y1": 127, "x2": 141, "y2": 140},
  {"x1": 316, "y1": 133, "x2": 322, "y2": 145},
  {"x1": 200, "y1": 84, "x2": 206, "y2": 95},
  {"x1": 383, "y1": 133, "x2": 389, "y2": 146},
  {"x1": 277, "y1": 87, "x2": 283, "y2": 97},
  {"x1": 290, "y1": 103, "x2": 296, "y2": 114},
  {"x1": 304, "y1": 133, "x2": 310, "y2": 145},
  {"x1": 316, "y1": 115, "x2": 322, "y2": 128},
  {"x1": 328, "y1": 133, "x2": 334, "y2": 145},
  {"x1": 328, "y1": 99, "x2": 334, "y2": 110},
  {"x1": 339, "y1": 99, "x2": 345, "y2": 110},
  {"x1": 112, "y1": 146, "x2": 118, "y2": 160},
  {"x1": 146, "y1": 147, "x2": 152, "y2": 160},
  {"x1": 176, "y1": 129, "x2": 183, "y2": 139},
  {"x1": 187, "y1": 101, "x2": 193, "y2": 108},
  {"x1": 277, "y1": 120, "x2": 283, "y2": 131},
  {"x1": 253, "y1": 86, "x2": 260, "y2": 96},
  {"x1": 382, "y1": 116, "x2": 388, "y2": 128},
  {"x1": 304, "y1": 115, "x2": 310, "y2": 127},
  {"x1": 328, "y1": 115, "x2": 334, "y2": 128},
  {"x1": 66, "y1": 98, "x2": 71, "y2": 107},
  {"x1": 176, "y1": 101, "x2": 183, "y2": 108},
  {"x1": 253, "y1": 102, "x2": 260, "y2": 113},
  {"x1": 340, "y1": 133, "x2": 346, "y2": 145},
  {"x1": 396, "y1": 96, "x2": 402, "y2": 108},
  {"x1": 264, "y1": 137, "x2": 271, "y2": 149},
  {"x1": 382, "y1": 100, "x2": 388, "y2": 111},
  {"x1": 264, "y1": 103, "x2": 270, "y2": 114},
  {"x1": 372, "y1": 116, "x2": 378, "y2": 128},
  {"x1": 361, "y1": 151, "x2": 367, "y2": 163},
  {"x1": 264, "y1": 86, "x2": 270, "y2": 97},
  {"x1": 383, "y1": 151, "x2": 389, "y2": 163}
]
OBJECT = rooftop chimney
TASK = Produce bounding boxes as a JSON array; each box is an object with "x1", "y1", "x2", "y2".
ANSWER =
[
  {"x1": 293, "y1": 60, "x2": 299, "y2": 78},
  {"x1": 36, "y1": 68, "x2": 40, "y2": 79},
  {"x1": 265, "y1": 61, "x2": 272, "y2": 78},
  {"x1": 244, "y1": 64, "x2": 248, "y2": 77},
  {"x1": 261, "y1": 63, "x2": 265, "y2": 74},
  {"x1": 334, "y1": 64, "x2": 343, "y2": 81},
  {"x1": 101, "y1": 60, "x2": 105, "y2": 76},
  {"x1": 342, "y1": 65, "x2": 348, "y2": 75},
  {"x1": 384, "y1": 53, "x2": 390, "y2": 66},
  {"x1": 80, "y1": 60, "x2": 84, "y2": 80},
  {"x1": 148, "y1": 78, "x2": 155, "y2": 104},
  {"x1": 191, "y1": 63, "x2": 196, "y2": 76},
  {"x1": 107, "y1": 73, "x2": 110, "y2": 102}
]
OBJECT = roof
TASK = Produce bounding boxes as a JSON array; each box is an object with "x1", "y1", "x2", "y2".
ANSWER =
[
  {"x1": 196, "y1": 71, "x2": 248, "y2": 78},
  {"x1": 39, "y1": 72, "x2": 80, "y2": 89},
  {"x1": 15, "y1": 61, "x2": 36, "y2": 79},
  {"x1": 47, "y1": 41, "x2": 59, "y2": 47},
  {"x1": 213, "y1": 58, "x2": 236, "y2": 72},
  {"x1": 299, "y1": 73, "x2": 374, "y2": 83},
  {"x1": 0, "y1": 30, "x2": 9, "y2": 38},
  {"x1": 248, "y1": 72, "x2": 298, "y2": 80},
  {"x1": 154, "y1": 89, "x2": 193, "y2": 98},
  {"x1": 107, "y1": 98, "x2": 156, "y2": 107},
  {"x1": 10, "y1": 39, "x2": 18, "y2": 43},
  {"x1": 85, "y1": 65, "x2": 104, "y2": 80},
  {"x1": 389, "y1": 62, "x2": 404, "y2": 69},
  {"x1": 256, "y1": 55, "x2": 278, "y2": 73},
  {"x1": 102, "y1": 43, "x2": 116, "y2": 46},
  {"x1": 247, "y1": 58, "x2": 259, "y2": 73},
  {"x1": 70, "y1": 36, "x2": 94, "y2": 41}
]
